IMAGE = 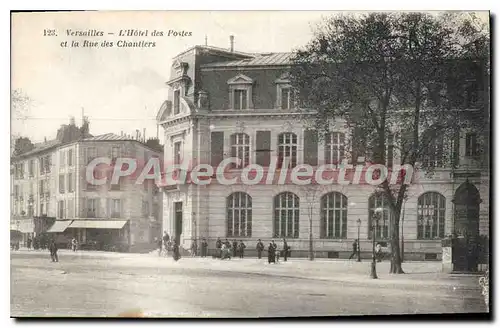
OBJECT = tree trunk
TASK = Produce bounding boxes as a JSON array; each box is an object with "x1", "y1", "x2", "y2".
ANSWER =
[{"x1": 390, "y1": 214, "x2": 404, "y2": 274}]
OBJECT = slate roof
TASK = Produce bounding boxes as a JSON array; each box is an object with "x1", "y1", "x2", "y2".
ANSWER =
[
  {"x1": 201, "y1": 52, "x2": 293, "y2": 68},
  {"x1": 82, "y1": 133, "x2": 132, "y2": 141}
]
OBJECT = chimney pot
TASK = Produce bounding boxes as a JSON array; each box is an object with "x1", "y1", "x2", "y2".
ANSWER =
[{"x1": 230, "y1": 35, "x2": 234, "y2": 52}]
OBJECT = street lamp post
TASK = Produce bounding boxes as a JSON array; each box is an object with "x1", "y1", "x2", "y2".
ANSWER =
[
  {"x1": 371, "y1": 208, "x2": 383, "y2": 279},
  {"x1": 356, "y1": 218, "x2": 361, "y2": 262}
]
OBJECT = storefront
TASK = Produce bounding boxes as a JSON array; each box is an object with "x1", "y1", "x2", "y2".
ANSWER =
[{"x1": 66, "y1": 220, "x2": 130, "y2": 252}]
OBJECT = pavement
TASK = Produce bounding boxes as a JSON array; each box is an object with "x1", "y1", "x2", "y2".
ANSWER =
[{"x1": 10, "y1": 249, "x2": 488, "y2": 317}]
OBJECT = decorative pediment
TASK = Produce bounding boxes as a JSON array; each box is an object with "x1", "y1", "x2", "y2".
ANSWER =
[
  {"x1": 156, "y1": 100, "x2": 172, "y2": 122},
  {"x1": 275, "y1": 72, "x2": 291, "y2": 84},
  {"x1": 227, "y1": 74, "x2": 254, "y2": 85},
  {"x1": 172, "y1": 60, "x2": 189, "y2": 76}
]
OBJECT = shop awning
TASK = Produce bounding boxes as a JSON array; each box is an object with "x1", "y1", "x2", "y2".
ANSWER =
[
  {"x1": 68, "y1": 220, "x2": 128, "y2": 229},
  {"x1": 47, "y1": 220, "x2": 73, "y2": 233},
  {"x1": 10, "y1": 218, "x2": 35, "y2": 233}
]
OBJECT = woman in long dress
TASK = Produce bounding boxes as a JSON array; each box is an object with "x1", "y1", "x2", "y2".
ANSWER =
[{"x1": 268, "y1": 243, "x2": 275, "y2": 264}]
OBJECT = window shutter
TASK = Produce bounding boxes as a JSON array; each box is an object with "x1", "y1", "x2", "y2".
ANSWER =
[
  {"x1": 256, "y1": 131, "x2": 271, "y2": 166},
  {"x1": 210, "y1": 132, "x2": 224, "y2": 167},
  {"x1": 303, "y1": 130, "x2": 318, "y2": 166}
]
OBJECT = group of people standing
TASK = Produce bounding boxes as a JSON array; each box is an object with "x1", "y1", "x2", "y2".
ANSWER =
[
  {"x1": 215, "y1": 238, "x2": 247, "y2": 259},
  {"x1": 156, "y1": 233, "x2": 293, "y2": 263}
]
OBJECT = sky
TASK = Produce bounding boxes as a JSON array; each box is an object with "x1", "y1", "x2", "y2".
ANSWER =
[
  {"x1": 11, "y1": 11, "x2": 489, "y2": 143},
  {"x1": 11, "y1": 11, "x2": 331, "y2": 143}
]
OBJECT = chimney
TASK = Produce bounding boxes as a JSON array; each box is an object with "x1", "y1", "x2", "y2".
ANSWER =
[
  {"x1": 44, "y1": 137, "x2": 47, "y2": 143},
  {"x1": 229, "y1": 35, "x2": 234, "y2": 52}
]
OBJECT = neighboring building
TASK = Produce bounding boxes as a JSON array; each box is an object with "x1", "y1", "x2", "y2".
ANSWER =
[
  {"x1": 11, "y1": 122, "x2": 163, "y2": 252},
  {"x1": 156, "y1": 42, "x2": 489, "y2": 263}
]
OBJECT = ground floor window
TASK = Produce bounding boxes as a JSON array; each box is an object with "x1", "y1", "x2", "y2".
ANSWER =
[{"x1": 273, "y1": 192, "x2": 299, "y2": 238}]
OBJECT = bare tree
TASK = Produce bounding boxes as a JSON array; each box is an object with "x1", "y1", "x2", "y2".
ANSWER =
[{"x1": 291, "y1": 12, "x2": 489, "y2": 273}]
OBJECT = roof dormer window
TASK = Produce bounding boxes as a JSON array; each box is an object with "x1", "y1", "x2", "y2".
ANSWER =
[{"x1": 227, "y1": 74, "x2": 254, "y2": 110}]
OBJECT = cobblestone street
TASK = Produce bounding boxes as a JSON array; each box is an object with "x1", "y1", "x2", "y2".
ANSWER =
[{"x1": 10, "y1": 250, "x2": 487, "y2": 317}]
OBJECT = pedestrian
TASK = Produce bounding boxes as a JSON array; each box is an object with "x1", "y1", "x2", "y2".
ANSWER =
[
  {"x1": 156, "y1": 237, "x2": 163, "y2": 256},
  {"x1": 238, "y1": 240, "x2": 246, "y2": 259},
  {"x1": 49, "y1": 240, "x2": 58, "y2": 262},
  {"x1": 27, "y1": 237, "x2": 32, "y2": 250},
  {"x1": 165, "y1": 240, "x2": 172, "y2": 257},
  {"x1": 191, "y1": 239, "x2": 198, "y2": 257},
  {"x1": 232, "y1": 239, "x2": 238, "y2": 257},
  {"x1": 282, "y1": 238, "x2": 289, "y2": 262},
  {"x1": 268, "y1": 242, "x2": 275, "y2": 264},
  {"x1": 376, "y1": 243, "x2": 382, "y2": 262},
  {"x1": 172, "y1": 239, "x2": 180, "y2": 261},
  {"x1": 272, "y1": 240, "x2": 279, "y2": 263},
  {"x1": 256, "y1": 239, "x2": 264, "y2": 259},
  {"x1": 349, "y1": 239, "x2": 358, "y2": 260},
  {"x1": 71, "y1": 237, "x2": 78, "y2": 252},
  {"x1": 215, "y1": 237, "x2": 222, "y2": 259},
  {"x1": 201, "y1": 238, "x2": 208, "y2": 257}
]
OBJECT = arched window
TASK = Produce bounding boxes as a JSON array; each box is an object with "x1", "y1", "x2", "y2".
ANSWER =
[
  {"x1": 320, "y1": 192, "x2": 348, "y2": 238},
  {"x1": 325, "y1": 132, "x2": 345, "y2": 164},
  {"x1": 417, "y1": 192, "x2": 446, "y2": 239},
  {"x1": 277, "y1": 133, "x2": 298, "y2": 168},
  {"x1": 230, "y1": 133, "x2": 250, "y2": 168},
  {"x1": 368, "y1": 193, "x2": 392, "y2": 240},
  {"x1": 227, "y1": 192, "x2": 252, "y2": 237},
  {"x1": 273, "y1": 192, "x2": 299, "y2": 238}
]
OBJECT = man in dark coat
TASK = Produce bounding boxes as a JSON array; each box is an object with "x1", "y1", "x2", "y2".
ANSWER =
[
  {"x1": 172, "y1": 239, "x2": 180, "y2": 261},
  {"x1": 215, "y1": 237, "x2": 222, "y2": 258},
  {"x1": 282, "y1": 238, "x2": 289, "y2": 262},
  {"x1": 201, "y1": 238, "x2": 208, "y2": 257},
  {"x1": 349, "y1": 239, "x2": 358, "y2": 260},
  {"x1": 49, "y1": 240, "x2": 58, "y2": 262},
  {"x1": 27, "y1": 238, "x2": 32, "y2": 250},
  {"x1": 256, "y1": 239, "x2": 264, "y2": 259},
  {"x1": 238, "y1": 240, "x2": 246, "y2": 259},
  {"x1": 232, "y1": 239, "x2": 238, "y2": 257},
  {"x1": 268, "y1": 242, "x2": 275, "y2": 264}
]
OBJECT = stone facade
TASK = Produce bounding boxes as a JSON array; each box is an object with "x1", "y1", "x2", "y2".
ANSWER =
[
  {"x1": 11, "y1": 133, "x2": 163, "y2": 252},
  {"x1": 157, "y1": 46, "x2": 489, "y2": 260}
]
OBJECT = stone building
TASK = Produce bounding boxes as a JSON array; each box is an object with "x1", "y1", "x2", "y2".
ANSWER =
[
  {"x1": 11, "y1": 122, "x2": 163, "y2": 252},
  {"x1": 156, "y1": 41, "x2": 489, "y2": 263}
]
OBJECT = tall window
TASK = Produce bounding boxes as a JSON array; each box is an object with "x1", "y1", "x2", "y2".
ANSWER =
[
  {"x1": 87, "y1": 199, "x2": 98, "y2": 217},
  {"x1": 417, "y1": 192, "x2": 446, "y2": 239},
  {"x1": 174, "y1": 141, "x2": 182, "y2": 165},
  {"x1": 273, "y1": 192, "x2": 299, "y2": 238},
  {"x1": 67, "y1": 173, "x2": 74, "y2": 192},
  {"x1": 422, "y1": 135, "x2": 444, "y2": 167},
  {"x1": 227, "y1": 192, "x2": 252, "y2": 237},
  {"x1": 325, "y1": 132, "x2": 345, "y2": 164},
  {"x1": 60, "y1": 151, "x2": 66, "y2": 167},
  {"x1": 465, "y1": 132, "x2": 479, "y2": 157},
  {"x1": 67, "y1": 199, "x2": 74, "y2": 219},
  {"x1": 111, "y1": 147, "x2": 120, "y2": 161},
  {"x1": 320, "y1": 192, "x2": 348, "y2": 238},
  {"x1": 173, "y1": 89, "x2": 181, "y2": 115},
  {"x1": 68, "y1": 149, "x2": 74, "y2": 166},
  {"x1": 110, "y1": 199, "x2": 121, "y2": 218},
  {"x1": 231, "y1": 133, "x2": 250, "y2": 168},
  {"x1": 277, "y1": 133, "x2": 298, "y2": 168},
  {"x1": 59, "y1": 174, "x2": 65, "y2": 194},
  {"x1": 368, "y1": 194, "x2": 392, "y2": 240},
  {"x1": 58, "y1": 200, "x2": 65, "y2": 219},
  {"x1": 28, "y1": 160, "x2": 34, "y2": 177},
  {"x1": 280, "y1": 87, "x2": 294, "y2": 110},
  {"x1": 40, "y1": 203, "x2": 45, "y2": 216},
  {"x1": 233, "y1": 89, "x2": 248, "y2": 110}
]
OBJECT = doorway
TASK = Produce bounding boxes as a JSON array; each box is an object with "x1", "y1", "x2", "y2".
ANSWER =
[
  {"x1": 174, "y1": 202, "x2": 183, "y2": 244},
  {"x1": 453, "y1": 181, "x2": 481, "y2": 272}
]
